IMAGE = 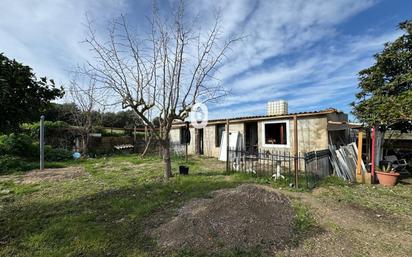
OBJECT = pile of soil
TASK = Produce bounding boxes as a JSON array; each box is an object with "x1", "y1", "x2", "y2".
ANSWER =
[{"x1": 151, "y1": 184, "x2": 294, "y2": 255}]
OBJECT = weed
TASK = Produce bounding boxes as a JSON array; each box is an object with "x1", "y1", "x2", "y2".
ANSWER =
[{"x1": 292, "y1": 202, "x2": 316, "y2": 233}]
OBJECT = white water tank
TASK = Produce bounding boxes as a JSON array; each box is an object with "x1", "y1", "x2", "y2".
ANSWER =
[{"x1": 267, "y1": 100, "x2": 288, "y2": 115}]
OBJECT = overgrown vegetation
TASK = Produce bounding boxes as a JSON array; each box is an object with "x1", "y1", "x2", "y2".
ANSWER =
[
  {"x1": 21, "y1": 121, "x2": 70, "y2": 139},
  {"x1": 0, "y1": 133, "x2": 72, "y2": 174}
]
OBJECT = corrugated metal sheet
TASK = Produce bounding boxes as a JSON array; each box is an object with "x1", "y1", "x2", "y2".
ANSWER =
[{"x1": 173, "y1": 108, "x2": 342, "y2": 126}]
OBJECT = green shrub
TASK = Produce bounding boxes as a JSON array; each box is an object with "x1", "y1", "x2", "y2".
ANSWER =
[
  {"x1": 21, "y1": 121, "x2": 70, "y2": 139},
  {"x1": 0, "y1": 133, "x2": 36, "y2": 157},
  {"x1": 45, "y1": 147, "x2": 72, "y2": 161},
  {"x1": 100, "y1": 130, "x2": 126, "y2": 137},
  {"x1": 0, "y1": 155, "x2": 37, "y2": 174},
  {"x1": 0, "y1": 133, "x2": 72, "y2": 161}
]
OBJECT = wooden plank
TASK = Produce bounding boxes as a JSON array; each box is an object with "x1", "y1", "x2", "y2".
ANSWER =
[
  {"x1": 293, "y1": 115, "x2": 298, "y2": 188},
  {"x1": 226, "y1": 119, "x2": 230, "y2": 173},
  {"x1": 356, "y1": 130, "x2": 364, "y2": 183}
]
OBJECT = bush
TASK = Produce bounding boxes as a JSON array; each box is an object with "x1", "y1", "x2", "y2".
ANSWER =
[
  {"x1": 0, "y1": 133, "x2": 36, "y2": 157},
  {"x1": 0, "y1": 155, "x2": 37, "y2": 174},
  {"x1": 45, "y1": 147, "x2": 72, "y2": 161},
  {"x1": 21, "y1": 121, "x2": 70, "y2": 139},
  {"x1": 0, "y1": 133, "x2": 72, "y2": 161}
]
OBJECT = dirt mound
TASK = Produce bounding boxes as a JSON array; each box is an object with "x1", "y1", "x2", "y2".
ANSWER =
[{"x1": 151, "y1": 184, "x2": 294, "y2": 255}]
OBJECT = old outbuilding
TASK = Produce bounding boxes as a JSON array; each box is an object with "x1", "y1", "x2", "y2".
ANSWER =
[{"x1": 170, "y1": 101, "x2": 350, "y2": 158}]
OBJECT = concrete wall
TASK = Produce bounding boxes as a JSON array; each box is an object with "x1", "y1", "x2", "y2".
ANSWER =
[
  {"x1": 170, "y1": 115, "x2": 333, "y2": 157},
  {"x1": 295, "y1": 116, "x2": 329, "y2": 153},
  {"x1": 170, "y1": 127, "x2": 196, "y2": 155},
  {"x1": 257, "y1": 116, "x2": 328, "y2": 154},
  {"x1": 170, "y1": 122, "x2": 245, "y2": 158}
]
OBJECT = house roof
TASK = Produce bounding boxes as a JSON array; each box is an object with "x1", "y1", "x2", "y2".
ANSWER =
[{"x1": 172, "y1": 108, "x2": 344, "y2": 127}]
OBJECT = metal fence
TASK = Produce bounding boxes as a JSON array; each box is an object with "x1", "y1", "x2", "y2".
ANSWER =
[{"x1": 227, "y1": 148, "x2": 332, "y2": 189}]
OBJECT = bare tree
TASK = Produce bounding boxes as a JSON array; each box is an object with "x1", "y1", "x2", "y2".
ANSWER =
[
  {"x1": 83, "y1": 1, "x2": 237, "y2": 178},
  {"x1": 68, "y1": 76, "x2": 105, "y2": 154}
]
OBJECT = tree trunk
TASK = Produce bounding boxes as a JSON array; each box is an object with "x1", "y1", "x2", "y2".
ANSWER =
[
  {"x1": 141, "y1": 135, "x2": 152, "y2": 157},
  {"x1": 375, "y1": 129, "x2": 385, "y2": 167},
  {"x1": 162, "y1": 139, "x2": 172, "y2": 179},
  {"x1": 82, "y1": 133, "x2": 88, "y2": 154}
]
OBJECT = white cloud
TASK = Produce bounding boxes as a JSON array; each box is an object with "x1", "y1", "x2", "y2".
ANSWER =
[
  {"x1": 207, "y1": 28, "x2": 400, "y2": 118},
  {"x1": 187, "y1": 0, "x2": 376, "y2": 81},
  {"x1": 0, "y1": 0, "x2": 399, "y2": 118},
  {"x1": 0, "y1": 0, "x2": 128, "y2": 85}
]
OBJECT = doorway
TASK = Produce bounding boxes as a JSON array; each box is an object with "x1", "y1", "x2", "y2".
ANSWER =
[
  {"x1": 196, "y1": 128, "x2": 204, "y2": 155},
  {"x1": 245, "y1": 122, "x2": 258, "y2": 154}
]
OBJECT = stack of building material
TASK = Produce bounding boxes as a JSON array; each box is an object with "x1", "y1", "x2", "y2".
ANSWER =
[
  {"x1": 329, "y1": 143, "x2": 366, "y2": 182},
  {"x1": 114, "y1": 144, "x2": 134, "y2": 150}
]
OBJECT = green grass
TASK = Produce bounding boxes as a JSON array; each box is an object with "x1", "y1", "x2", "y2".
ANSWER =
[
  {"x1": 316, "y1": 182, "x2": 412, "y2": 215},
  {"x1": 0, "y1": 158, "x2": 76, "y2": 175},
  {"x1": 1, "y1": 154, "x2": 410, "y2": 257},
  {"x1": 292, "y1": 202, "x2": 316, "y2": 233},
  {"x1": 0, "y1": 154, "x2": 259, "y2": 257}
]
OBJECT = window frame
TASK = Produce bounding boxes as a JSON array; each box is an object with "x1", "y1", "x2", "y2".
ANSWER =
[{"x1": 262, "y1": 120, "x2": 290, "y2": 148}]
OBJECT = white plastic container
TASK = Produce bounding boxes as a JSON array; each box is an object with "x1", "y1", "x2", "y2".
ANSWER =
[{"x1": 267, "y1": 100, "x2": 288, "y2": 115}]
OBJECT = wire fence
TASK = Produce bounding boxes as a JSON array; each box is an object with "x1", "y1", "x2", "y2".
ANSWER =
[{"x1": 227, "y1": 147, "x2": 332, "y2": 189}]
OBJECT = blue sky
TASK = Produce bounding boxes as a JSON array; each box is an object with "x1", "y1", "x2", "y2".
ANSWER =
[{"x1": 0, "y1": 0, "x2": 410, "y2": 120}]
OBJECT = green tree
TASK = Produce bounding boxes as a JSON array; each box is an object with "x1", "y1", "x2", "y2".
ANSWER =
[
  {"x1": 101, "y1": 110, "x2": 143, "y2": 128},
  {"x1": 352, "y1": 20, "x2": 412, "y2": 131},
  {"x1": 44, "y1": 103, "x2": 78, "y2": 124},
  {"x1": 0, "y1": 53, "x2": 64, "y2": 133}
]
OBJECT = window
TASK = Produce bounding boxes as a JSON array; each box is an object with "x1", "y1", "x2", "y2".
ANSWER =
[
  {"x1": 180, "y1": 127, "x2": 190, "y2": 144},
  {"x1": 215, "y1": 124, "x2": 225, "y2": 147},
  {"x1": 264, "y1": 122, "x2": 287, "y2": 145}
]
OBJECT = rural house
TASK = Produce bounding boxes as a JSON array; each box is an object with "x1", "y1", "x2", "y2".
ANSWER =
[{"x1": 170, "y1": 101, "x2": 350, "y2": 158}]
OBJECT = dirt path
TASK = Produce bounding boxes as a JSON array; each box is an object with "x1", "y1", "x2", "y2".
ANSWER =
[{"x1": 278, "y1": 188, "x2": 412, "y2": 257}]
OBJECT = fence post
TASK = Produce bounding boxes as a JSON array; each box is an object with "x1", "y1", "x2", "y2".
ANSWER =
[
  {"x1": 39, "y1": 115, "x2": 45, "y2": 171},
  {"x1": 226, "y1": 119, "x2": 230, "y2": 173},
  {"x1": 293, "y1": 115, "x2": 299, "y2": 188},
  {"x1": 356, "y1": 129, "x2": 364, "y2": 183},
  {"x1": 304, "y1": 154, "x2": 308, "y2": 188}
]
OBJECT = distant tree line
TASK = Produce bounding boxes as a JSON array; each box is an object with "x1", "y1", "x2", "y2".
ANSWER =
[{"x1": 43, "y1": 103, "x2": 148, "y2": 129}]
